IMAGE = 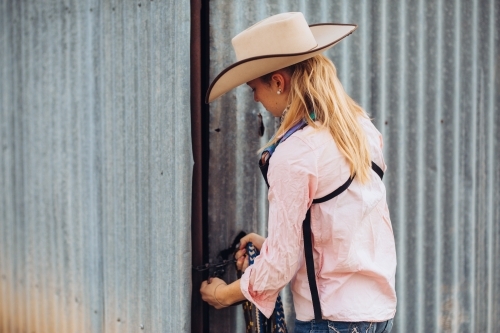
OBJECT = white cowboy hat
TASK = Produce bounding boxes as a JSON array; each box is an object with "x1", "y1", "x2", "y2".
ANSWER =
[{"x1": 206, "y1": 12, "x2": 357, "y2": 103}]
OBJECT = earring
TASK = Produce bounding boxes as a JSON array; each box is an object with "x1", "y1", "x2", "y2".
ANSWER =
[{"x1": 277, "y1": 89, "x2": 282, "y2": 95}]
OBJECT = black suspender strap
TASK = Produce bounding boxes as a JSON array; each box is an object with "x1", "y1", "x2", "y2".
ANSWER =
[
  {"x1": 371, "y1": 161, "x2": 384, "y2": 180},
  {"x1": 303, "y1": 162, "x2": 384, "y2": 321},
  {"x1": 312, "y1": 176, "x2": 355, "y2": 204},
  {"x1": 302, "y1": 209, "x2": 323, "y2": 321}
]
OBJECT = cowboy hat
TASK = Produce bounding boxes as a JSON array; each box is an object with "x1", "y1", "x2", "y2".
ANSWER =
[{"x1": 206, "y1": 12, "x2": 357, "y2": 103}]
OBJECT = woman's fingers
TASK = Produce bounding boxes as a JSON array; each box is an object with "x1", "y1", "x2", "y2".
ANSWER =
[
  {"x1": 239, "y1": 233, "x2": 266, "y2": 251},
  {"x1": 234, "y1": 247, "x2": 248, "y2": 271},
  {"x1": 238, "y1": 234, "x2": 252, "y2": 250},
  {"x1": 234, "y1": 248, "x2": 246, "y2": 260},
  {"x1": 236, "y1": 253, "x2": 249, "y2": 272},
  {"x1": 236, "y1": 254, "x2": 245, "y2": 270},
  {"x1": 241, "y1": 255, "x2": 249, "y2": 272}
]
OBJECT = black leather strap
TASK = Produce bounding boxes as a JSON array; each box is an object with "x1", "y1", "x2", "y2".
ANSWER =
[
  {"x1": 371, "y1": 161, "x2": 384, "y2": 180},
  {"x1": 302, "y1": 209, "x2": 323, "y2": 321},
  {"x1": 303, "y1": 162, "x2": 384, "y2": 321},
  {"x1": 312, "y1": 175, "x2": 355, "y2": 204}
]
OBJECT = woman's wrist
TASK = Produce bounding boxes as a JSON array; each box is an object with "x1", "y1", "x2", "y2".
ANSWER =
[
  {"x1": 220, "y1": 280, "x2": 245, "y2": 306},
  {"x1": 214, "y1": 283, "x2": 228, "y2": 307}
]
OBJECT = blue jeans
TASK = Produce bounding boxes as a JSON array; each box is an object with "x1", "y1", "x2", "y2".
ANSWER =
[{"x1": 294, "y1": 318, "x2": 393, "y2": 333}]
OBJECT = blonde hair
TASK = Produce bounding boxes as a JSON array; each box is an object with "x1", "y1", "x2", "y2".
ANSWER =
[{"x1": 263, "y1": 54, "x2": 372, "y2": 184}]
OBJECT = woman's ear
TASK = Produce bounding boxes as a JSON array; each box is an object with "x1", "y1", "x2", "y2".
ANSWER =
[{"x1": 271, "y1": 73, "x2": 286, "y2": 93}]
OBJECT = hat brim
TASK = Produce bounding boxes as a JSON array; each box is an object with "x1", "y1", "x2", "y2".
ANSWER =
[{"x1": 206, "y1": 23, "x2": 357, "y2": 103}]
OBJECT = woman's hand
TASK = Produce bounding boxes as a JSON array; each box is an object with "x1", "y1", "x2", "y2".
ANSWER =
[
  {"x1": 234, "y1": 233, "x2": 265, "y2": 272},
  {"x1": 234, "y1": 248, "x2": 249, "y2": 272},
  {"x1": 199, "y1": 277, "x2": 228, "y2": 309},
  {"x1": 200, "y1": 279, "x2": 246, "y2": 309},
  {"x1": 239, "y1": 233, "x2": 265, "y2": 251}
]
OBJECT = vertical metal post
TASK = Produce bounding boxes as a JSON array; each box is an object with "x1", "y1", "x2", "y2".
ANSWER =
[{"x1": 191, "y1": 0, "x2": 210, "y2": 332}]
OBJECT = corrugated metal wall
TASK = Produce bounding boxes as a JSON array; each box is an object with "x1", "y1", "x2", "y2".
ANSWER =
[
  {"x1": 207, "y1": 1, "x2": 500, "y2": 332},
  {"x1": 0, "y1": 1, "x2": 192, "y2": 333}
]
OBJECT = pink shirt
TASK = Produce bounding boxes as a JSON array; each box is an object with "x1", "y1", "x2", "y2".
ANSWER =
[{"x1": 240, "y1": 118, "x2": 397, "y2": 322}]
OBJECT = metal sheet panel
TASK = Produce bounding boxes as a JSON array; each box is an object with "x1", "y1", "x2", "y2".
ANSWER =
[
  {"x1": 0, "y1": 1, "x2": 192, "y2": 333},
  {"x1": 207, "y1": 1, "x2": 500, "y2": 332}
]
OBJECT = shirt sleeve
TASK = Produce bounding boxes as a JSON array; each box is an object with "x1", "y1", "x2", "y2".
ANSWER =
[{"x1": 240, "y1": 137, "x2": 318, "y2": 318}]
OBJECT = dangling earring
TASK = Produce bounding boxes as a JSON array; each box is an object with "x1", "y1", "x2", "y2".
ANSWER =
[{"x1": 277, "y1": 89, "x2": 282, "y2": 95}]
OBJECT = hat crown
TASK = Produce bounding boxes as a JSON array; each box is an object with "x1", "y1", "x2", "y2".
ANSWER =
[{"x1": 231, "y1": 12, "x2": 317, "y2": 61}]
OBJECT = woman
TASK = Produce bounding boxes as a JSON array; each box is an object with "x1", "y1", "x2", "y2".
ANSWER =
[{"x1": 200, "y1": 12, "x2": 396, "y2": 333}]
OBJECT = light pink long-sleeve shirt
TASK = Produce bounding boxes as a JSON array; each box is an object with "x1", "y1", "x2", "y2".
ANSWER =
[{"x1": 240, "y1": 118, "x2": 397, "y2": 322}]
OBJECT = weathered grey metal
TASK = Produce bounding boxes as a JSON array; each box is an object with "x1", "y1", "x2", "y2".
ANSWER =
[
  {"x1": 0, "y1": 1, "x2": 192, "y2": 333},
  {"x1": 207, "y1": 1, "x2": 500, "y2": 332}
]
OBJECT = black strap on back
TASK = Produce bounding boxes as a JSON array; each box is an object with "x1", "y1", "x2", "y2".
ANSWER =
[
  {"x1": 312, "y1": 175, "x2": 355, "y2": 204},
  {"x1": 303, "y1": 163, "x2": 384, "y2": 321},
  {"x1": 371, "y1": 161, "x2": 384, "y2": 180},
  {"x1": 302, "y1": 209, "x2": 322, "y2": 320}
]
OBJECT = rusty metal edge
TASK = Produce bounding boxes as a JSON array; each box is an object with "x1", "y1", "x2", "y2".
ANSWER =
[{"x1": 190, "y1": 0, "x2": 210, "y2": 332}]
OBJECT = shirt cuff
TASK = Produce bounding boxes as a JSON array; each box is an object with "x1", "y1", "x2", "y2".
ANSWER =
[{"x1": 240, "y1": 266, "x2": 276, "y2": 318}]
